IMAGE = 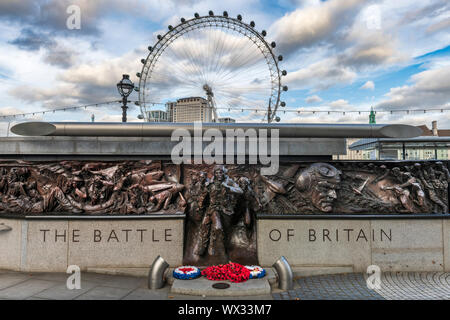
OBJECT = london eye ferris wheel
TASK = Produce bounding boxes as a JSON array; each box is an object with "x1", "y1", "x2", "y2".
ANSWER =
[{"x1": 135, "y1": 11, "x2": 288, "y2": 123}]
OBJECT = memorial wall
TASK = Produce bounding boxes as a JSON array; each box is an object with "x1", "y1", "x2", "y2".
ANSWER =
[{"x1": 0, "y1": 159, "x2": 449, "y2": 272}]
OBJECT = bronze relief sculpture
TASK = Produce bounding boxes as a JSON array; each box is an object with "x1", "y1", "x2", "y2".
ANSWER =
[
  {"x1": 0, "y1": 161, "x2": 185, "y2": 215},
  {"x1": 0, "y1": 160, "x2": 448, "y2": 266}
]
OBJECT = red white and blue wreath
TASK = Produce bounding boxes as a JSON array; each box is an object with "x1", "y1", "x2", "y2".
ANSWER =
[
  {"x1": 173, "y1": 266, "x2": 201, "y2": 280},
  {"x1": 245, "y1": 265, "x2": 266, "y2": 279}
]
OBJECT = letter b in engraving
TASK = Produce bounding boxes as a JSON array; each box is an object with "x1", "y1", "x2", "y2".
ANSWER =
[
  {"x1": 66, "y1": 265, "x2": 81, "y2": 290},
  {"x1": 366, "y1": 265, "x2": 381, "y2": 290}
]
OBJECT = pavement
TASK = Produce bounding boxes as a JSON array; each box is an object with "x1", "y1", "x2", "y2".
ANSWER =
[
  {"x1": 0, "y1": 270, "x2": 449, "y2": 300},
  {"x1": 273, "y1": 272, "x2": 450, "y2": 300}
]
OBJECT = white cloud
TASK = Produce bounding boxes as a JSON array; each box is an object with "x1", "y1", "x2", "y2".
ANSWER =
[
  {"x1": 360, "y1": 80, "x2": 375, "y2": 90},
  {"x1": 270, "y1": 0, "x2": 366, "y2": 55},
  {"x1": 329, "y1": 99, "x2": 351, "y2": 108},
  {"x1": 305, "y1": 95, "x2": 322, "y2": 103},
  {"x1": 377, "y1": 65, "x2": 450, "y2": 109},
  {"x1": 285, "y1": 57, "x2": 357, "y2": 91}
]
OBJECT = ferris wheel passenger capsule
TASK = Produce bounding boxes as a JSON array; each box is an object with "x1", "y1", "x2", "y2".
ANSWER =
[
  {"x1": 271, "y1": 41, "x2": 276, "y2": 48},
  {"x1": 209, "y1": 10, "x2": 214, "y2": 16},
  {"x1": 283, "y1": 85, "x2": 288, "y2": 91},
  {"x1": 134, "y1": 101, "x2": 140, "y2": 105},
  {"x1": 223, "y1": 11, "x2": 228, "y2": 17},
  {"x1": 181, "y1": 18, "x2": 185, "y2": 23},
  {"x1": 157, "y1": 34, "x2": 162, "y2": 40},
  {"x1": 237, "y1": 14, "x2": 242, "y2": 21},
  {"x1": 137, "y1": 114, "x2": 144, "y2": 120},
  {"x1": 275, "y1": 116, "x2": 281, "y2": 122},
  {"x1": 280, "y1": 101, "x2": 286, "y2": 107},
  {"x1": 278, "y1": 55, "x2": 283, "y2": 61},
  {"x1": 136, "y1": 72, "x2": 141, "y2": 78},
  {"x1": 261, "y1": 30, "x2": 267, "y2": 36},
  {"x1": 282, "y1": 70, "x2": 287, "y2": 76},
  {"x1": 168, "y1": 25, "x2": 173, "y2": 30},
  {"x1": 194, "y1": 13, "x2": 199, "y2": 18},
  {"x1": 250, "y1": 21, "x2": 255, "y2": 27},
  {"x1": 148, "y1": 46, "x2": 152, "y2": 52},
  {"x1": 141, "y1": 59, "x2": 145, "y2": 64}
]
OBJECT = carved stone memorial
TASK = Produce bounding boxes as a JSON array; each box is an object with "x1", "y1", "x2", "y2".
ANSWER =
[{"x1": 0, "y1": 160, "x2": 448, "y2": 266}]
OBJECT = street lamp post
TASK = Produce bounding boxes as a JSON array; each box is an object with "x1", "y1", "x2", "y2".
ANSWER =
[{"x1": 116, "y1": 74, "x2": 134, "y2": 122}]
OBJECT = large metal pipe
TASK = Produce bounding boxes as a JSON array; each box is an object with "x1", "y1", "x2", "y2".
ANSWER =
[
  {"x1": 273, "y1": 256, "x2": 293, "y2": 290},
  {"x1": 11, "y1": 121, "x2": 422, "y2": 138},
  {"x1": 148, "y1": 255, "x2": 169, "y2": 289}
]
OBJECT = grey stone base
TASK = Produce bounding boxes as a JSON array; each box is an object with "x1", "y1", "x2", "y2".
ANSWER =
[
  {"x1": 258, "y1": 217, "x2": 450, "y2": 272},
  {"x1": 170, "y1": 277, "x2": 271, "y2": 296},
  {"x1": 0, "y1": 216, "x2": 184, "y2": 273}
]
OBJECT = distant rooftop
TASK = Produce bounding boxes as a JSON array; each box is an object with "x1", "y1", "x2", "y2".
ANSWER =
[
  {"x1": 350, "y1": 121, "x2": 450, "y2": 151},
  {"x1": 416, "y1": 124, "x2": 450, "y2": 137}
]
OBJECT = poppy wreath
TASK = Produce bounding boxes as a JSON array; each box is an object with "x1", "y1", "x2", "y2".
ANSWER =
[
  {"x1": 245, "y1": 265, "x2": 266, "y2": 279},
  {"x1": 173, "y1": 266, "x2": 201, "y2": 280},
  {"x1": 201, "y1": 262, "x2": 251, "y2": 283}
]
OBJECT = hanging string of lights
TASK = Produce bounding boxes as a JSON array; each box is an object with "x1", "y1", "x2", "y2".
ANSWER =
[
  {"x1": 0, "y1": 100, "x2": 449, "y2": 119},
  {"x1": 0, "y1": 100, "x2": 121, "y2": 119}
]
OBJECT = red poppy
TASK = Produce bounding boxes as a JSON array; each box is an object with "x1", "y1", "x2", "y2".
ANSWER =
[{"x1": 201, "y1": 262, "x2": 250, "y2": 283}]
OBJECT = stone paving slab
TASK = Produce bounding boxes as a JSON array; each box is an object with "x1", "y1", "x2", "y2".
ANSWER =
[
  {"x1": 123, "y1": 287, "x2": 171, "y2": 300},
  {"x1": 272, "y1": 272, "x2": 450, "y2": 300},
  {"x1": 34, "y1": 282, "x2": 99, "y2": 300},
  {"x1": 1, "y1": 270, "x2": 450, "y2": 300},
  {"x1": 0, "y1": 273, "x2": 32, "y2": 290},
  {"x1": 74, "y1": 286, "x2": 134, "y2": 300},
  {"x1": 83, "y1": 274, "x2": 147, "y2": 289},
  {"x1": 0, "y1": 279, "x2": 59, "y2": 300}
]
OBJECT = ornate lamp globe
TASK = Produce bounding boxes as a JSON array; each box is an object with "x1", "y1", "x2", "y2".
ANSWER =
[
  {"x1": 117, "y1": 74, "x2": 134, "y2": 122},
  {"x1": 117, "y1": 74, "x2": 134, "y2": 97}
]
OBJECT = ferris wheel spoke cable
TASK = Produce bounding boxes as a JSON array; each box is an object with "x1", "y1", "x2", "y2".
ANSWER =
[
  {"x1": 179, "y1": 31, "x2": 208, "y2": 85},
  {"x1": 211, "y1": 29, "x2": 229, "y2": 77},
  {"x1": 207, "y1": 28, "x2": 220, "y2": 79},
  {"x1": 213, "y1": 91, "x2": 268, "y2": 108},
  {"x1": 214, "y1": 86, "x2": 271, "y2": 97},
  {"x1": 214, "y1": 51, "x2": 270, "y2": 87},
  {"x1": 212, "y1": 30, "x2": 255, "y2": 81},
  {"x1": 160, "y1": 43, "x2": 201, "y2": 84},
  {"x1": 215, "y1": 59, "x2": 270, "y2": 82},
  {"x1": 213, "y1": 73, "x2": 272, "y2": 92},
  {"x1": 209, "y1": 55, "x2": 272, "y2": 90},
  {"x1": 216, "y1": 32, "x2": 266, "y2": 73},
  {"x1": 170, "y1": 38, "x2": 208, "y2": 81},
  {"x1": 150, "y1": 64, "x2": 200, "y2": 89},
  {"x1": 213, "y1": 92, "x2": 267, "y2": 109}
]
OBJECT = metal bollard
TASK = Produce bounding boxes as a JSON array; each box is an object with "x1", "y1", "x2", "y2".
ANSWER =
[
  {"x1": 272, "y1": 256, "x2": 293, "y2": 290},
  {"x1": 148, "y1": 255, "x2": 169, "y2": 289}
]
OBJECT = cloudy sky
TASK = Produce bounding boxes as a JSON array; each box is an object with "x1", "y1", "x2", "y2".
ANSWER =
[{"x1": 0, "y1": 0, "x2": 449, "y2": 127}]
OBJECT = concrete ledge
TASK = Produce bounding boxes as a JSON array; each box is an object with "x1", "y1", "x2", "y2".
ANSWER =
[
  {"x1": 0, "y1": 136, "x2": 346, "y2": 157},
  {"x1": 170, "y1": 277, "x2": 271, "y2": 296},
  {"x1": 292, "y1": 266, "x2": 354, "y2": 278}
]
